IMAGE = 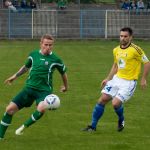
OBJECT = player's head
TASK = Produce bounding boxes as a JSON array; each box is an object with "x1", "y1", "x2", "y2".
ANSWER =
[
  {"x1": 40, "y1": 34, "x2": 54, "y2": 55},
  {"x1": 120, "y1": 27, "x2": 133, "y2": 48}
]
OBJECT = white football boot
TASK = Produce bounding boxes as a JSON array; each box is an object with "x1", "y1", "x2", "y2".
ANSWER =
[{"x1": 15, "y1": 125, "x2": 25, "y2": 135}]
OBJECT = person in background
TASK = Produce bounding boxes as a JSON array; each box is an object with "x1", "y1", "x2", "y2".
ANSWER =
[
  {"x1": 57, "y1": 0, "x2": 67, "y2": 10},
  {"x1": 130, "y1": 0, "x2": 137, "y2": 10},
  {"x1": 137, "y1": 0, "x2": 145, "y2": 9},
  {"x1": 5, "y1": 0, "x2": 17, "y2": 12},
  {"x1": 29, "y1": 0, "x2": 37, "y2": 9},
  {"x1": 121, "y1": 0, "x2": 130, "y2": 10}
]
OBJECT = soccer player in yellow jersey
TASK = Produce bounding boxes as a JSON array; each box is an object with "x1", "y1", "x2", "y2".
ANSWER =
[{"x1": 83, "y1": 27, "x2": 150, "y2": 132}]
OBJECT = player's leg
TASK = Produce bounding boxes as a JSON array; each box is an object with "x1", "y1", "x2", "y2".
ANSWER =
[
  {"x1": 15, "y1": 89, "x2": 49, "y2": 135},
  {"x1": 112, "y1": 79, "x2": 137, "y2": 131},
  {"x1": 92, "y1": 93, "x2": 111, "y2": 129},
  {"x1": 83, "y1": 76, "x2": 118, "y2": 131},
  {"x1": 112, "y1": 98, "x2": 124, "y2": 131},
  {"x1": 0, "y1": 88, "x2": 30, "y2": 139},
  {"x1": 15, "y1": 101, "x2": 46, "y2": 135},
  {"x1": 24, "y1": 102, "x2": 45, "y2": 127},
  {"x1": 0, "y1": 102, "x2": 19, "y2": 139},
  {"x1": 83, "y1": 93, "x2": 111, "y2": 131}
]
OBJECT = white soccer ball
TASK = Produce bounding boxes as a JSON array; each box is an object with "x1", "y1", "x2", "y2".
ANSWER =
[{"x1": 44, "y1": 94, "x2": 60, "y2": 110}]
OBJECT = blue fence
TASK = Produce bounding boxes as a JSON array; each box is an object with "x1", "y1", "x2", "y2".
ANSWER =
[
  {"x1": 8, "y1": 11, "x2": 32, "y2": 38},
  {"x1": 80, "y1": 10, "x2": 105, "y2": 38},
  {"x1": 0, "y1": 9, "x2": 150, "y2": 39}
]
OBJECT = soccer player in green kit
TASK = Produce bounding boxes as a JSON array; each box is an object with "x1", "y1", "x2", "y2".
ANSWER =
[{"x1": 0, "y1": 34, "x2": 68, "y2": 139}]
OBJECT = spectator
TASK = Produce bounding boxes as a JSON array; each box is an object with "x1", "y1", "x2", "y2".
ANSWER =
[
  {"x1": 12, "y1": 0, "x2": 19, "y2": 8},
  {"x1": 137, "y1": 0, "x2": 144, "y2": 9},
  {"x1": 20, "y1": 0, "x2": 28, "y2": 9},
  {"x1": 121, "y1": 0, "x2": 130, "y2": 10},
  {"x1": 5, "y1": 0, "x2": 17, "y2": 12},
  {"x1": 147, "y1": 1, "x2": 150, "y2": 9},
  {"x1": 30, "y1": 0, "x2": 36, "y2": 9},
  {"x1": 130, "y1": 0, "x2": 137, "y2": 10},
  {"x1": 57, "y1": 0, "x2": 67, "y2": 10},
  {"x1": 146, "y1": 0, "x2": 150, "y2": 13}
]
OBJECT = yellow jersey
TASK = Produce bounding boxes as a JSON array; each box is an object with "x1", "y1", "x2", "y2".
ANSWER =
[{"x1": 113, "y1": 43, "x2": 149, "y2": 80}]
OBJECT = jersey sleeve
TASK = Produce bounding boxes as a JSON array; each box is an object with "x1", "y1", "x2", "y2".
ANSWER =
[
  {"x1": 25, "y1": 56, "x2": 32, "y2": 68},
  {"x1": 134, "y1": 46, "x2": 149, "y2": 64},
  {"x1": 56, "y1": 59, "x2": 67, "y2": 75},
  {"x1": 141, "y1": 52, "x2": 149, "y2": 64}
]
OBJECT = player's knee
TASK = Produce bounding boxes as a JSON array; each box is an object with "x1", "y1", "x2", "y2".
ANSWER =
[
  {"x1": 98, "y1": 94, "x2": 111, "y2": 105},
  {"x1": 98, "y1": 100, "x2": 107, "y2": 105},
  {"x1": 37, "y1": 101, "x2": 46, "y2": 113},
  {"x1": 112, "y1": 103, "x2": 119, "y2": 108},
  {"x1": 112, "y1": 100, "x2": 122, "y2": 108},
  {"x1": 6, "y1": 103, "x2": 19, "y2": 115},
  {"x1": 6, "y1": 107, "x2": 16, "y2": 115}
]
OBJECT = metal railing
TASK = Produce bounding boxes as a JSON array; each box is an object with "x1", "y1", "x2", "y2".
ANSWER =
[{"x1": 0, "y1": 9, "x2": 150, "y2": 39}]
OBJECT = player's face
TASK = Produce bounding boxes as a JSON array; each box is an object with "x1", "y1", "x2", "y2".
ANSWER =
[
  {"x1": 40, "y1": 38, "x2": 54, "y2": 55},
  {"x1": 120, "y1": 31, "x2": 132, "y2": 48}
]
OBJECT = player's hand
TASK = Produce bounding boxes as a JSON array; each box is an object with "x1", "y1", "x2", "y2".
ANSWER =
[
  {"x1": 4, "y1": 75, "x2": 17, "y2": 85},
  {"x1": 60, "y1": 85, "x2": 68, "y2": 92},
  {"x1": 140, "y1": 78, "x2": 147, "y2": 90},
  {"x1": 101, "y1": 79, "x2": 108, "y2": 88}
]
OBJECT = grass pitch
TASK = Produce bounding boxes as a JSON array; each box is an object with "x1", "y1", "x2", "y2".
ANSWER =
[{"x1": 0, "y1": 40, "x2": 150, "y2": 150}]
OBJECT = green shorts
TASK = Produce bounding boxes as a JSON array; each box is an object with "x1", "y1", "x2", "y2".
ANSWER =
[{"x1": 12, "y1": 87, "x2": 51, "y2": 110}]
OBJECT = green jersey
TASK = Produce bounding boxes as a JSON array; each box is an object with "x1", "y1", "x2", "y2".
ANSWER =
[{"x1": 24, "y1": 50, "x2": 67, "y2": 92}]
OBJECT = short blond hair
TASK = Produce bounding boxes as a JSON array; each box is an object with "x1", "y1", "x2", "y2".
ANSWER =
[{"x1": 41, "y1": 34, "x2": 54, "y2": 42}]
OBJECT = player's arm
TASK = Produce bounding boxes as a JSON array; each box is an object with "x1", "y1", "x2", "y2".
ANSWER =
[
  {"x1": 137, "y1": 48, "x2": 150, "y2": 89},
  {"x1": 56, "y1": 58, "x2": 68, "y2": 92},
  {"x1": 101, "y1": 63, "x2": 118, "y2": 87},
  {"x1": 60, "y1": 73, "x2": 68, "y2": 92},
  {"x1": 140, "y1": 62, "x2": 150, "y2": 89},
  {"x1": 4, "y1": 65, "x2": 29, "y2": 85}
]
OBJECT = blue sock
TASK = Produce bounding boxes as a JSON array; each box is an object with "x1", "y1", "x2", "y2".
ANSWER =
[
  {"x1": 91, "y1": 104, "x2": 105, "y2": 129},
  {"x1": 114, "y1": 105, "x2": 124, "y2": 122}
]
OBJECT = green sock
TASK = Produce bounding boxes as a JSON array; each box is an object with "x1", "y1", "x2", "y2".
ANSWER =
[
  {"x1": 0, "y1": 112, "x2": 12, "y2": 138},
  {"x1": 24, "y1": 110, "x2": 44, "y2": 127}
]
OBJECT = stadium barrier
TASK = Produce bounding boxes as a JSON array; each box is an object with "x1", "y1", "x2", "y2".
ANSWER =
[{"x1": 0, "y1": 9, "x2": 150, "y2": 39}]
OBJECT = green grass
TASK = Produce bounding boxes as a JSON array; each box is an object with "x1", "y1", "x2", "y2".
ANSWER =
[{"x1": 0, "y1": 40, "x2": 150, "y2": 149}]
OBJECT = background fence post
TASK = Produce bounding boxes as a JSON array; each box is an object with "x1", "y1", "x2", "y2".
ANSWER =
[
  {"x1": 32, "y1": 9, "x2": 34, "y2": 39},
  {"x1": 80, "y1": 10, "x2": 83, "y2": 39},
  {"x1": 105, "y1": 10, "x2": 108, "y2": 39},
  {"x1": 8, "y1": 9, "x2": 11, "y2": 39}
]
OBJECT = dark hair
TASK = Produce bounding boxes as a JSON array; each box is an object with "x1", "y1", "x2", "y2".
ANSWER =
[
  {"x1": 120, "y1": 27, "x2": 133, "y2": 36},
  {"x1": 41, "y1": 34, "x2": 54, "y2": 42}
]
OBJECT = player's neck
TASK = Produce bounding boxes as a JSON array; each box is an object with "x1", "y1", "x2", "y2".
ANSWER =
[
  {"x1": 120, "y1": 42, "x2": 131, "y2": 49},
  {"x1": 40, "y1": 50, "x2": 52, "y2": 55}
]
